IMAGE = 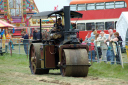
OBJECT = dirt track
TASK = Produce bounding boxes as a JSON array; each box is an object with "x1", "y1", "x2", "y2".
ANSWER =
[
  {"x1": 1, "y1": 67, "x2": 128, "y2": 85},
  {"x1": 35, "y1": 74, "x2": 128, "y2": 85}
]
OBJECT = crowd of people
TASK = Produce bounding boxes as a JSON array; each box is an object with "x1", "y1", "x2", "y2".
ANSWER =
[{"x1": 82, "y1": 29, "x2": 123, "y2": 65}]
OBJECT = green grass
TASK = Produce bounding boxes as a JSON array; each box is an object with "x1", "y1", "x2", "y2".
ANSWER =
[
  {"x1": 0, "y1": 53, "x2": 128, "y2": 85},
  {"x1": 0, "y1": 54, "x2": 51, "y2": 85},
  {"x1": 89, "y1": 62, "x2": 128, "y2": 80}
]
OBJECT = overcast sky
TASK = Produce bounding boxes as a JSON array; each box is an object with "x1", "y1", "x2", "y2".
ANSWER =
[{"x1": 34, "y1": 0, "x2": 72, "y2": 12}]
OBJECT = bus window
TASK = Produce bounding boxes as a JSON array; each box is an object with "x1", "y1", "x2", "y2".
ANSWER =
[
  {"x1": 105, "y1": 2, "x2": 114, "y2": 9},
  {"x1": 77, "y1": 4, "x2": 85, "y2": 11},
  {"x1": 115, "y1": 1, "x2": 125, "y2": 8},
  {"x1": 105, "y1": 21, "x2": 114, "y2": 30},
  {"x1": 86, "y1": 23, "x2": 95, "y2": 30},
  {"x1": 96, "y1": 22, "x2": 104, "y2": 30},
  {"x1": 96, "y1": 3, "x2": 104, "y2": 10},
  {"x1": 125, "y1": 2, "x2": 127, "y2": 7},
  {"x1": 86, "y1": 3, "x2": 95, "y2": 10},
  {"x1": 70, "y1": 5, "x2": 77, "y2": 11},
  {"x1": 77, "y1": 23, "x2": 85, "y2": 31}
]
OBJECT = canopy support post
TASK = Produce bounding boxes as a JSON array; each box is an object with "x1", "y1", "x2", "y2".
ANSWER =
[
  {"x1": 56, "y1": 15, "x2": 57, "y2": 24},
  {"x1": 40, "y1": 19, "x2": 42, "y2": 40}
]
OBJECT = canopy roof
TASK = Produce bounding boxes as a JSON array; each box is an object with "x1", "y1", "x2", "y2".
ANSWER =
[
  {"x1": 0, "y1": 20, "x2": 15, "y2": 28},
  {"x1": 32, "y1": 8, "x2": 83, "y2": 19}
]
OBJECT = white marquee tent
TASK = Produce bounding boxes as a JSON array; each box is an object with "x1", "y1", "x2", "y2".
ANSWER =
[{"x1": 116, "y1": 12, "x2": 128, "y2": 47}]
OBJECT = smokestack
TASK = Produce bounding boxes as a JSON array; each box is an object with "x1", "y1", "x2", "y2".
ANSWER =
[{"x1": 64, "y1": 6, "x2": 71, "y2": 31}]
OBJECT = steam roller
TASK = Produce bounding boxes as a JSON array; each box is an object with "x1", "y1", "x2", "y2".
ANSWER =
[
  {"x1": 60, "y1": 49, "x2": 89, "y2": 77},
  {"x1": 29, "y1": 6, "x2": 91, "y2": 77}
]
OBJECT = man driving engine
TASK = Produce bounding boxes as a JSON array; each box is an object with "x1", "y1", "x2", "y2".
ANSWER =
[
  {"x1": 53, "y1": 18, "x2": 63, "y2": 31},
  {"x1": 49, "y1": 18, "x2": 64, "y2": 42}
]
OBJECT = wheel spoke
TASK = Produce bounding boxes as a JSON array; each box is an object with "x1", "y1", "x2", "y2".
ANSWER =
[
  {"x1": 32, "y1": 62, "x2": 36, "y2": 73},
  {"x1": 30, "y1": 45, "x2": 37, "y2": 74}
]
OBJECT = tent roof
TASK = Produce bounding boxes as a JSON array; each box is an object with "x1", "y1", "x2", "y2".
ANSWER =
[
  {"x1": 116, "y1": 12, "x2": 128, "y2": 27},
  {"x1": 121, "y1": 12, "x2": 128, "y2": 22},
  {"x1": 116, "y1": 11, "x2": 128, "y2": 47},
  {"x1": 0, "y1": 20, "x2": 16, "y2": 28},
  {"x1": 32, "y1": 8, "x2": 83, "y2": 19}
]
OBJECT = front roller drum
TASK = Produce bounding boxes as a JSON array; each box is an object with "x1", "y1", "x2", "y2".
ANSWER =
[
  {"x1": 61, "y1": 49, "x2": 89, "y2": 77},
  {"x1": 29, "y1": 43, "x2": 49, "y2": 74}
]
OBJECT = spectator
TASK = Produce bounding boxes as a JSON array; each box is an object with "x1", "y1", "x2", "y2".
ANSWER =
[
  {"x1": 36, "y1": 30, "x2": 42, "y2": 40},
  {"x1": 6, "y1": 31, "x2": 14, "y2": 50},
  {"x1": 94, "y1": 33, "x2": 102, "y2": 60},
  {"x1": 76, "y1": 31, "x2": 79, "y2": 39},
  {"x1": 72, "y1": 23, "x2": 76, "y2": 29},
  {"x1": 91, "y1": 29, "x2": 95, "y2": 37},
  {"x1": 88, "y1": 39, "x2": 96, "y2": 61},
  {"x1": 106, "y1": 46, "x2": 111, "y2": 61},
  {"x1": 110, "y1": 32, "x2": 122, "y2": 64},
  {"x1": 42, "y1": 31, "x2": 49, "y2": 40},
  {"x1": 20, "y1": 31, "x2": 29, "y2": 55},
  {"x1": 80, "y1": 38, "x2": 83, "y2": 43},
  {"x1": 33, "y1": 29, "x2": 37, "y2": 40},
  {"x1": 113, "y1": 32, "x2": 123, "y2": 51},
  {"x1": 98, "y1": 31, "x2": 108, "y2": 63},
  {"x1": 105, "y1": 29, "x2": 115, "y2": 64},
  {"x1": 93, "y1": 30, "x2": 97, "y2": 35}
]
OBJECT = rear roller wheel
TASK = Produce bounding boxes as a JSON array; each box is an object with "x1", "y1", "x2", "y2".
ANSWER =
[
  {"x1": 60, "y1": 51, "x2": 66, "y2": 76},
  {"x1": 60, "y1": 49, "x2": 89, "y2": 77},
  {"x1": 29, "y1": 43, "x2": 49, "y2": 74}
]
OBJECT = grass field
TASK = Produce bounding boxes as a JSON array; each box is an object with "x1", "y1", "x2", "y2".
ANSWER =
[{"x1": 0, "y1": 53, "x2": 128, "y2": 85}]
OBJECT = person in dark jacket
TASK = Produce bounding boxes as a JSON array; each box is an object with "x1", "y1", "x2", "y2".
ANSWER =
[
  {"x1": 53, "y1": 18, "x2": 63, "y2": 32},
  {"x1": 72, "y1": 23, "x2": 76, "y2": 29},
  {"x1": 80, "y1": 38, "x2": 83, "y2": 43},
  {"x1": 21, "y1": 31, "x2": 29, "y2": 55},
  {"x1": 33, "y1": 29, "x2": 37, "y2": 40},
  {"x1": 36, "y1": 30, "x2": 42, "y2": 40},
  {"x1": 110, "y1": 32, "x2": 122, "y2": 64}
]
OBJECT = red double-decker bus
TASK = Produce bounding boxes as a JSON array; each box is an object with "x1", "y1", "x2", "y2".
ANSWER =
[{"x1": 70, "y1": 0, "x2": 128, "y2": 40}]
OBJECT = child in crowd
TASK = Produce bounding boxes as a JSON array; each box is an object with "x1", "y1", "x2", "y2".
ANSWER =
[
  {"x1": 106, "y1": 46, "x2": 111, "y2": 61},
  {"x1": 88, "y1": 39, "x2": 96, "y2": 61}
]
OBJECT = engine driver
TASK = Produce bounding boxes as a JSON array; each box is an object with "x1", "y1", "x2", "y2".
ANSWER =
[{"x1": 53, "y1": 18, "x2": 63, "y2": 31}]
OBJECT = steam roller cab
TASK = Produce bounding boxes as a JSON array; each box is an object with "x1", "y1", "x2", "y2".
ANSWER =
[{"x1": 29, "y1": 6, "x2": 90, "y2": 77}]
